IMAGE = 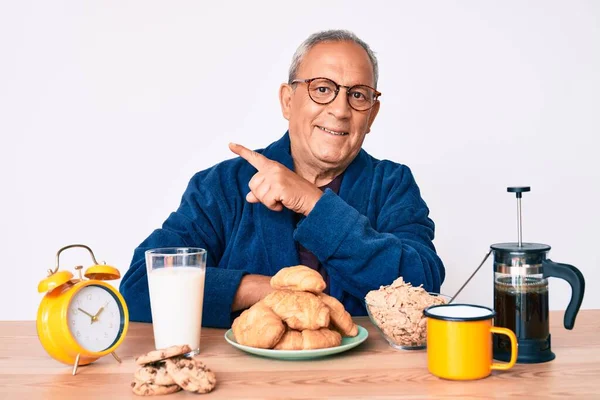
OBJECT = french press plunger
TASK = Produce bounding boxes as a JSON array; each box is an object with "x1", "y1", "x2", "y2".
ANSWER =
[{"x1": 491, "y1": 187, "x2": 585, "y2": 363}]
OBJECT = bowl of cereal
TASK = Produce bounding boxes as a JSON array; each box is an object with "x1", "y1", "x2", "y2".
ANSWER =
[{"x1": 365, "y1": 277, "x2": 449, "y2": 350}]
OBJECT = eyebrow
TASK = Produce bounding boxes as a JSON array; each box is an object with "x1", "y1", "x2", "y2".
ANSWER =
[{"x1": 313, "y1": 76, "x2": 375, "y2": 88}]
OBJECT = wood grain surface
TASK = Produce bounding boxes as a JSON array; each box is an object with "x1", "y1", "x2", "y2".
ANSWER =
[{"x1": 0, "y1": 311, "x2": 599, "y2": 399}]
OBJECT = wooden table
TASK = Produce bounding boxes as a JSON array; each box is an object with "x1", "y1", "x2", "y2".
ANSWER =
[{"x1": 1, "y1": 311, "x2": 599, "y2": 399}]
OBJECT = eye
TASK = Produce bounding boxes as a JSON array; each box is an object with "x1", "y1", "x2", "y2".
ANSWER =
[
  {"x1": 349, "y1": 89, "x2": 368, "y2": 101},
  {"x1": 309, "y1": 78, "x2": 337, "y2": 100},
  {"x1": 315, "y1": 86, "x2": 332, "y2": 94}
]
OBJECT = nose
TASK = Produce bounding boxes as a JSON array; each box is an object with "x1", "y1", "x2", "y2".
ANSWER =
[{"x1": 326, "y1": 89, "x2": 353, "y2": 119}]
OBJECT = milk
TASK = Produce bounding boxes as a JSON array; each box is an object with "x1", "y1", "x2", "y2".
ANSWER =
[{"x1": 148, "y1": 266, "x2": 205, "y2": 350}]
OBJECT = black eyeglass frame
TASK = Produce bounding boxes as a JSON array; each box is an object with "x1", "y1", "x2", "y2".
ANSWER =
[{"x1": 291, "y1": 77, "x2": 382, "y2": 111}]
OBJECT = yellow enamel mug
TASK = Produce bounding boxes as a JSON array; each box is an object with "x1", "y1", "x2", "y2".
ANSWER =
[{"x1": 423, "y1": 304, "x2": 518, "y2": 380}]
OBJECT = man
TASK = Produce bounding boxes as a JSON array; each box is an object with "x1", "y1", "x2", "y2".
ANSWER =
[{"x1": 120, "y1": 30, "x2": 445, "y2": 328}]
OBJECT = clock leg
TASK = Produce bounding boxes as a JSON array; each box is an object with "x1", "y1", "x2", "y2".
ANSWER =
[
  {"x1": 111, "y1": 351, "x2": 122, "y2": 363},
  {"x1": 72, "y1": 353, "x2": 81, "y2": 376}
]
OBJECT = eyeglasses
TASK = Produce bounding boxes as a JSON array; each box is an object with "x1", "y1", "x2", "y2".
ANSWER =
[{"x1": 291, "y1": 77, "x2": 381, "y2": 111}]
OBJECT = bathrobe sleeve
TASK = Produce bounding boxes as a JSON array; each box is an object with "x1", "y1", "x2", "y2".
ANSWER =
[{"x1": 293, "y1": 164, "x2": 445, "y2": 302}]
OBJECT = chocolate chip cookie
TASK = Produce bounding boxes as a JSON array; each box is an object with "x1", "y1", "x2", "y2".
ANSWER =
[
  {"x1": 134, "y1": 362, "x2": 176, "y2": 386},
  {"x1": 135, "y1": 344, "x2": 192, "y2": 366},
  {"x1": 130, "y1": 378, "x2": 181, "y2": 396},
  {"x1": 164, "y1": 356, "x2": 216, "y2": 394}
]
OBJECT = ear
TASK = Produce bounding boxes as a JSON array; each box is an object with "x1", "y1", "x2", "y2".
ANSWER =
[
  {"x1": 279, "y1": 83, "x2": 293, "y2": 121},
  {"x1": 365, "y1": 100, "x2": 380, "y2": 134}
]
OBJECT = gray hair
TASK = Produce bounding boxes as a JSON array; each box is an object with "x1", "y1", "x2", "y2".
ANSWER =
[{"x1": 288, "y1": 30, "x2": 379, "y2": 88}]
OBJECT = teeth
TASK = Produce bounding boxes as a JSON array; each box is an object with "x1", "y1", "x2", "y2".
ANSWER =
[{"x1": 319, "y1": 126, "x2": 347, "y2": 136}]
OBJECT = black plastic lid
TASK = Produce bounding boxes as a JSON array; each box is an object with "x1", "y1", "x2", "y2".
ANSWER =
[{"x1": 491, "y1": 242, "x2": 551, "y2": 253}]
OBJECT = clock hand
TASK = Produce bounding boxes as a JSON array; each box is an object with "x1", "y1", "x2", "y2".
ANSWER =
[
  {"x1": 78, "y1": 308, "x2": 95, "y2": 323},
  {"x1": 92, "y1": 302, "x2": 109, "y2": 323}
]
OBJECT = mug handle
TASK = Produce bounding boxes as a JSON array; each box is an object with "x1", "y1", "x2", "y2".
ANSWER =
[{"x1": 490, "y1": 327, "x2": 517, "y2": 370}]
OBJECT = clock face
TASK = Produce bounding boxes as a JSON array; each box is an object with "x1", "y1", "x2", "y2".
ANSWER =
[{"x1": 66, "y1": 285, "x2": 125, "y2": 353}]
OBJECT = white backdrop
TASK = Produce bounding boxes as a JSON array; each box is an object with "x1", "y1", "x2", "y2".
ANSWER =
[{"x1": 1, "y1": 1, "x2": 598, "y2": 321}]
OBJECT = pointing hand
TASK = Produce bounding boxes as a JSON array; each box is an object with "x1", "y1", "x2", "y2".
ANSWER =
[{"x1": 229, "y1": 143, "x2": 323, "y2": 216}]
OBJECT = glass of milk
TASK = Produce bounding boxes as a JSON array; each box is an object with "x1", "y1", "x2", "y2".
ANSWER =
[{"x1": 145, "y1": 247, "x2": 206, "y2": 352}]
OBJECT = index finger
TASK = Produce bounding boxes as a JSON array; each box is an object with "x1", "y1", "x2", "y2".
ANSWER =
[{"x1": 229, "y1": 142, "x2": 271, "y2": 170}]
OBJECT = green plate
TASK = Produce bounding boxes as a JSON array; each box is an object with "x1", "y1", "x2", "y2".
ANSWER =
[{"x1": 224, "y1": 325, "x2": 369, "y2": 360}]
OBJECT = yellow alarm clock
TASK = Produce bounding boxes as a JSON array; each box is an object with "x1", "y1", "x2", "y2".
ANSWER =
[{"x1": 37, "y1": 244, "x2": 129, "y2": 375}]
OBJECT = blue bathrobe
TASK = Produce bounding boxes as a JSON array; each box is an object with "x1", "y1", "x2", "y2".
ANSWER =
[{"x1": 119, "y1": 132, "x2": 445, "y2": 328}]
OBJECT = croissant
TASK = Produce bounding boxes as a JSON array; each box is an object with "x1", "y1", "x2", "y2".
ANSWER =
[
  {"x1": 232, "y1": 303, "x2": 285, "y2": 349},
  {"x1": 302, "y1": 328, "x2": 342, "y2": 350},
  {"x1": 273, "y1": 328, "x2": 304, "y2": 350},
  {"x1": 263, "y1": 290, "x2": 330, "y2": 330},
  {"x1": 270, "y1": 265, "x2": 326, "y2": 294},
  {"x1": 318, "y1": 293, "x2": 358, "y2": 337}
]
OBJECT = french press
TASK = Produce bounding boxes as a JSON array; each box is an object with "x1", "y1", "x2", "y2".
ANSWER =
[{"x1": 491, "y1": 187, "x2": 585, "y2": 363}]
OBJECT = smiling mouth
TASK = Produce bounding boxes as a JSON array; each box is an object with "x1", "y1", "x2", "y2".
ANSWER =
[{"x1": 317, "y1": 125, "x2": 348, "y2": 136}]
